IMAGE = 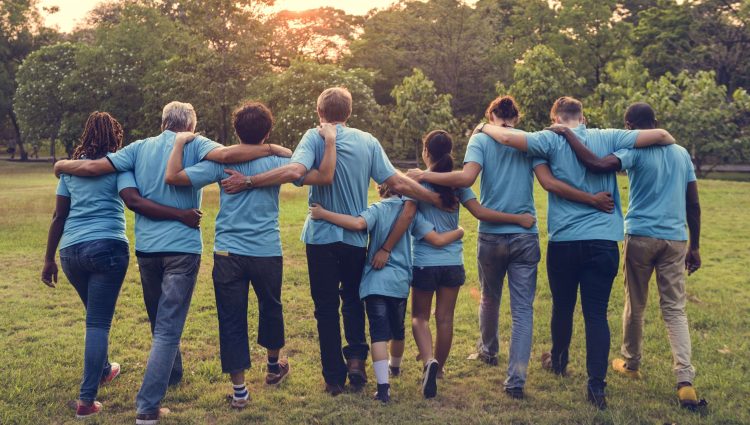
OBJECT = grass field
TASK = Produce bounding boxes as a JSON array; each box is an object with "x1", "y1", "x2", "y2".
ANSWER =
[{"x1": 0, "y1": 159, "x2": 749, "y2": 425}]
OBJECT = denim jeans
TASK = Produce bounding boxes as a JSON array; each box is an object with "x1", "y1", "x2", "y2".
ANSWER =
[
  {"x1": 476, "y1": 233, "x2": 540, "y2": 390},
  {"x1": 135, "y1": 254, "x2": 201, "y2": 415},
  {"x1": 212, "y1": 253, "x2": 285, "y2": 373},
  {"x1": 59, "y1": 239, "x2": 129, "y2": 403},
  {"x1": 305, "y1": 243, "x2": 369, "y2": 386},
  {"x1": 547, "y1": 240, "x2": 619, "y2": 391},
  {"x1": 364, "y1": 295, "x2": 407, "y2": 343}
]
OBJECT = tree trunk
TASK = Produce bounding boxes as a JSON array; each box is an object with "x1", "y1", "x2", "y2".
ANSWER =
[
  {"x1": 9, "y1": 110, "x2": 27, "y2": 161},
  {"x1": 414, "y1": 138, "x2": 420, "y2": 168}
]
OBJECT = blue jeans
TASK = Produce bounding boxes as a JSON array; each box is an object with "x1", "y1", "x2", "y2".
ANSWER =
[
  {"x1": 135, "y1": 254, "x2": 201, "y2": 415},
  {"x1": 476, "y1": 233, "x2": 540, "y2": 390},
  {"x1": 59, "y1": 239, "x2": 129, "y2": 402},
  {"x1": 547, "y1": 240, "x2": 619, "y2": 391}
]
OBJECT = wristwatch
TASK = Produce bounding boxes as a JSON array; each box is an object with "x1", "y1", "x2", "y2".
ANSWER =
[{"x1": 244, "y1": 176, "x2": 254, "y2": 188}]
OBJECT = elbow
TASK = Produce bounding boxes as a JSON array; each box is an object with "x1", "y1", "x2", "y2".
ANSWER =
[
  {"x1": 538, "y1": 178, "x2": 553, "y2": 192},
  {"x1": 320, "y1": 172, "x2": 335, "y2": 185},
  {"x1": 289, "y1": 167, "x2": 306, "y2": 182},
  {"x1": 164, "y1": 174, "x2": 179, "y2": 186},
  {"x1": 662, "y1": 129, "x2": 675, "y2": 144}
]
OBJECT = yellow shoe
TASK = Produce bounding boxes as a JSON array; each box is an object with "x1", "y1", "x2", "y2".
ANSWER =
[{"x1": 612, "y1": 359, "x2": 641, "y2": 379}]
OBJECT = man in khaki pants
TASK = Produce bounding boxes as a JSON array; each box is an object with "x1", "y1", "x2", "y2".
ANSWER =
[{"x1": 551, "y1": 102, "x2": 703, "y2": 409}]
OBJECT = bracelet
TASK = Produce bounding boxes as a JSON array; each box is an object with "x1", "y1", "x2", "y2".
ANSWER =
[
  {"x1": 479, "y1": 122, "x2": 486, "y2": 133},
  {"x1": 244, "y1": 176, "x2": 253, "y2": 188},
  {"x1": 381, "y1": 247, "x2": 391, "y2": 254}
]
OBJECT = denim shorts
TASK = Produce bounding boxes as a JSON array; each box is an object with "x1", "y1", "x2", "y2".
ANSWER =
[
  {"x1": 364, "y1": 295, "x2": 407, "y2": 343},
  {"x1": 411, "y1": 265, "x2": 466, "y2": 292}
]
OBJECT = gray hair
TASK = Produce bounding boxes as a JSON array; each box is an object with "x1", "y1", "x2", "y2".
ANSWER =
[{"x1": 161, "y1": 101, "x2": 197, "y2": 132}]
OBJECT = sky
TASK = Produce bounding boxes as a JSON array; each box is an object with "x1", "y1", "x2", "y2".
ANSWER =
[{"x1": 39, "y1": 0, "x2": 401, "y2": 33}]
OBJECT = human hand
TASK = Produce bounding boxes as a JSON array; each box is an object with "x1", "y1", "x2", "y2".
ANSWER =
[
  {"x1": 456, "y1": 226, "x2": 465, "y2": 240},
  {"x1": 686, "y1": 248, "x2": 701, "y2": 275},
  {"x1": 591, "y1": 192, "x2": 614, "y2": 213},
  {"x1": 472, "y1": 122, "x2": 485, "y2": 136},
  {"x1": 371, "y1": 248, "x2": 391, "y2": 270},
  {"x1": 406, "y1": 168, "x2": 425, "y2": 182},
  {"x1": 318, "y1": 123, "x2": 337, "y2": 142},
  {"x1": 518, "y1": 213, "x2": 537, "y2": 229},
  {"x1": 544, "y1": 124, "x2": 568, "y2": 136},
  {"x1": 221, "y1": 169, "x2": 249, "y2": 194},
  {"x1": 175, "y1": 131, "x2": 198, "y2": 145},
  {"x1": 41, "y1": 260, "x2": 58, "y2": 288},
  {"x1": 309, "y1": 203, "x2": 325, "y2": 220},
  {"x1": 179, "y1": 209, "x2": 203, "y2": 229},
  {"x1": 269, "y1": 144, "x2": 293, "y2": 158}
]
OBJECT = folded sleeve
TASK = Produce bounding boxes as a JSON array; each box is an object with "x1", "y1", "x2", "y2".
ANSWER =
[
  {"x1": 56, "y1": 178, "x2": 70, "y2": 197},
  {"x1": 531, "y1": 157, "x2": 549, "y2": 169},
  {"x1": 106, "y1": 141, "x2": 139, "y2": 171},
  {"x1": 116, "y1": 171, "x2": 138, "y2": 191},
  {"x1": 410, "y1": 211, "x2": 435, "y2": 241},
  {"x1": 194, "y1": 136, "x2": 223, "y2": 160},
  {"x1": 360, "y1": 203, "x2": 380, "y2": 232},
  {"x1": 463, "y1": 135, "x2": 484, "y2": 167},
  {"x1": 184, "y1": 161, "x2": 224, "y2": 188},
  {"x1": 525, "y1": 130, "x2": 555, "y2": 159},
  {"x1": 613, "y1": 149, "x2": 636, "y2": 171},
  {"x1": 603, "y1": 129, "x2": 638, "y2": 152},
  {"x1": 457, "y1": 187, "x2": 477, "y2": 203}
]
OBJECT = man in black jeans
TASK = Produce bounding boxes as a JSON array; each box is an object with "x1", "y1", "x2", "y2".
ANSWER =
[
  {"x1": 220, "y1": 88, "x2": 440, "y2": 394},
  {"x1": 477, "y1": 96, "x2": 676, "y2": 409}
]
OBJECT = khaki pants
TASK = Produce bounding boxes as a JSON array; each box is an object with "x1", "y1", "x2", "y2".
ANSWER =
[{"x1": 621, "y1": 235, "x2": 695, "y2": 384}]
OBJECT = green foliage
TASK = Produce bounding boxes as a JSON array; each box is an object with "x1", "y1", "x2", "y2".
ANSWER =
[
  {"x1": 585, "y1": 58, "x2": 652, "y2": 128},
  {"x1": 248, "y1": 61, "x2": 383, "y2": 147},
  {"x1": 506, "y1": 45, "x2": 584, "y2": 131},
  {"x1": 388, "y1": 69, "x2": 455, "y2": 163}
]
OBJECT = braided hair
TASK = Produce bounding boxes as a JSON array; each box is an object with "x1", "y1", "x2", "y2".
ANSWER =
[
  {"x1": 423, "y1": 130, "x2": 458, "y2": 209},
  {"x1": 72, "y1": 111, "x2": 124, "y2": 160}
]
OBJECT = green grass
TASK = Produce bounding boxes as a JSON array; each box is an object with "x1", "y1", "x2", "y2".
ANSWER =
[{"x1": 0, "y1": 160, "x2": 749, "y2": 425}]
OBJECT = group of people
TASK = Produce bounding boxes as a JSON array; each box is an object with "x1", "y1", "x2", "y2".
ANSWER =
[{"x1": 42, "y1": 86, "x2": 703, "y2": 423}]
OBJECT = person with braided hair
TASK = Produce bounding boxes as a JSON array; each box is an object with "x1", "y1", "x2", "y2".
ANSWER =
[{"x1": 41, "y1": 111, "x2": 204, "y2": 420}]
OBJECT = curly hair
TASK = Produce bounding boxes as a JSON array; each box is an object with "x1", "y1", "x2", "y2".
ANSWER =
[{"x1": 72, "y1": 111, "x2": 124, "y2": 160}]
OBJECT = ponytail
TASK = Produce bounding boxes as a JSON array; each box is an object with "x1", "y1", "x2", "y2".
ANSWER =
[
  {"x1": 485, "y1": 95, "x2": 521, "y2": 123},
  {"x1": 422, "y1": 130, "x2": 458, "y2": 209}
]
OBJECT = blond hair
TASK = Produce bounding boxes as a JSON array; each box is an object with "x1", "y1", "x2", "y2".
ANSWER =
[{"x1": 317, "y1": 87, "x2": 352, "y2": 123}]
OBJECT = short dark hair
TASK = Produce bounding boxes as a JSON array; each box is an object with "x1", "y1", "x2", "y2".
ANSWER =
[
  {"x1": 232, "y1": 101, "x2": 274, "y2": 144},
  {"x1": 550, "y1": 96, "x2": 583, "y2": 123},
  {"x1": 624, "y1": 102, "x2": 657, "y2": 130}
]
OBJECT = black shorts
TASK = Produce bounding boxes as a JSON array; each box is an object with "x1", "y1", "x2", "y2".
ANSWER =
[
  {"x1": 411, "y1": 265, "x2": 466, "y2": 292},
  {"x1": 364, "y1": 295, "x2": 407, "y2": 343}
]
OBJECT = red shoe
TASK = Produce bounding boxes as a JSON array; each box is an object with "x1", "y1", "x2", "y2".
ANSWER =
[
  {"x1": 100, "y1": 362, "x2": 121, "y2": 386},
  {"x1": 75, "y1": 401, "x2": 102, "y2": 419}
]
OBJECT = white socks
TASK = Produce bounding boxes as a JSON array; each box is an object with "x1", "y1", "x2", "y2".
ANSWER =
[{"x1": 373, "y1": 360, "x2": 389, "y2": 385}]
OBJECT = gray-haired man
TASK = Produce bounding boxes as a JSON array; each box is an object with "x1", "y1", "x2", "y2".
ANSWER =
[{"x1": 54, "y1": 101, "x2": 291, "y2": 423}]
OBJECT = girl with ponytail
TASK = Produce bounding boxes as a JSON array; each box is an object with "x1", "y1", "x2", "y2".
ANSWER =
[{"x1": 408, "y1": 129, "x2": 536, "y2": 400}]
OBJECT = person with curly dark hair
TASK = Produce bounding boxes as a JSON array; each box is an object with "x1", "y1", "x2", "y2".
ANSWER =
[{"x1": 42, "y1": 111, "x2": 204, "y2": 420}]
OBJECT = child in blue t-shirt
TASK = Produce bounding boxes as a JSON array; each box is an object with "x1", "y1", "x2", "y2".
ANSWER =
[{"x1": 309, "y1": 183, "x2": 464, "y2": 402}]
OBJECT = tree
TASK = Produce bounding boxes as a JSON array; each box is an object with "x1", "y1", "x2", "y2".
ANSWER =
[
  {"x1": 248, "y1": 61, "x2": 383, "y2": 148},
  {"x1": 13, "y1": 42, "x2": 82, "y2": 160},
  {"x1": 505, "y1": 45, "x2": 584, "y2": 131},
  {"x1": 585, "y1": 57, "x2": 651, "y2": 128},
  {"x1": 388, "y1": 69, "x2": 455, "y2": 163}
]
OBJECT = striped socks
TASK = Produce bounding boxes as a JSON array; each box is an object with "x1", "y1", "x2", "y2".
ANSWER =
[
  {"x1": 268, "y1": 356, "x2": 280, "y2": 374},
  {"x1": 233, "y1": 383, "x2": 248, "y2": 401}
]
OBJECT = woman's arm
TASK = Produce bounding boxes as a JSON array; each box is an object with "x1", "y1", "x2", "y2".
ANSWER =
[
  {"x1": 54, "y1": 158, "x2": 115, "y2": 177},
  {"x1": 462, "y1": 199, "x2": 536, "y2": 229},
  {"x1": 309, "y1": 203, "x2": 367, "y2": 231},
  {"x1": 302, "y1": 124, "x2": 337, "y2": 186},
  {"x1": 42, "y1": 195, "x2": 70, "y2": 287},
  {"x1": 533, "y1": 164, "x2": 615, "y2": 213},
  {"x1": 204, "y1": 143, "x2": 292, "y2": 164},
  {"x1": 546, "y1": 125, "x2": 621, "y2": 173},
  {"x1": 371, "y1": 201, "x2": 417, "y2": 270},
  {"x1": 407, "y1": 162, "x2": 482, "y2": 188},
  {"x1": 422, "y1": 227, "x2": 465, "y2": 247},
  {"x1": 119, "y1": 188, "x2": 202, "y2": 228},
  {"x1": 164, "y1": 132, "x2": 194, "y2": 186}
]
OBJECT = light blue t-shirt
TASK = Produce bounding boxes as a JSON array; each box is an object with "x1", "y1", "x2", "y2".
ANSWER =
[
  {"x1": 107, "y1": 130, "x2": 221, "y2": 254},
  {"x1": 291, "y1": 125, "x2": 397, "y2": 247},
  {"x1": 526, "y1": 125, "x2": 639, "y2": 242},
  {"x1": 614, "y1": 144, "x2": 696, "y2": 241},
  {"x1": 411, "y1": 183, "x2": 476, "y2": 267},
  {"x1": 359, "y1": 197, "x2": 433, "y2": 300},
  {"x1": 56, "y1": 169, "x2": 136, "y2": 249},
  {"x1": 184, "y1": 156, "x2": 290, "y2": 257},
  {"x1": 464, "y1": 132, "x2": 538, "y2": 234}
]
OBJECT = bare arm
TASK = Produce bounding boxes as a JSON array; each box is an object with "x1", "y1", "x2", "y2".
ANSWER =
[
  {"x1": 422, "y1": 227, "x2": 465, "y2": 247},
  {"x1": 547, "y1": 125, "x2": 621, "y2": 173},
  {"x1": 462, "y1": 199, "x2": 536, "y2": 229},
  {"x1": 221, "y1": 163, "x2": 307, "y2": 194},
  {"x1": 407, "y1": 162, "x2": 482, "y2": 188},
  {"x1": 204, "y1": 143, "x2": 292, "y2": 164},
  {"x1": 371, "y1": 200, "x2": 417, "y2": 270},
  {"x1": 534, "y1": 164, "x2": 615, "y2": 213},
  {"x1": 164, "y1": 133, "x2": 194, "y2": 186},
  {"x1": 385, "y1": 172, "x2": 442, "y2": 207},
  {"x1": 54, "y1": 158, "x2": 115, "y2": 177},
  {"x1": 42, "y1": 195, "x2": 70, "y2": 287},
  {"x1": 480, "y1": 124, "x2": 528, "y2": 152},
  {"x1": 685, "y1": 181, "x2": 701, "y2": 275},
  {"x1": 634, "y1": 129, "x2": 675, "y2": 147},
  {"x1": 119, "y1": 187, "x2": 202, "y2": 228},
  {"x1": 302, "y1": 124, "x2": 337, "y2": 186},
  {"x1": 309, "y1": 203, "x2": 367, "y2": 231}
]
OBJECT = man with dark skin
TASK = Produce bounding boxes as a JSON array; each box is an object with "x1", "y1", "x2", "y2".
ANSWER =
[{"x1": 547, "y1": 102, "x2": 703, "y2": 409}]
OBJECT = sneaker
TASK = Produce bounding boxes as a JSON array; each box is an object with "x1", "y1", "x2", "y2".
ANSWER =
[
  {"x1": 389, "y1": 366, "x2": 401, "y2": 377},
  {"x1": 677, "y1": 383, "x2": 708, "y2": 411},
  {"x1": 374, "y1": 383, "x2": 391, "y2": 403},
  {"x1": 612, "y1": 359, "x2": 641, "y2": 379},
  {"x1": 266, "y1": 359, "x2": 290, "y2": 386},
  {"x1": 346, "y1": 358, "x2": 367, "y2": 390},
  {"x1": 225, "y1": 393, "x2": 250, "y2": 410},
  {"x1": 75, "y1": 401, "x2": 102, "y2": 419},
  {"x1": 324, "y1": 383, "x2": 344, "y2": 396},
  {"x1": 135, "y1": 407, "x2": 170, "y2": 425},
  {"x1": 476, "y1": 352, "x2": 498, "y2": 366},
  {"x1": 100, "y1": 362, "x2": 121, "y2": 386},
  {"x1": 504, "y1": 387, "x2": 525, "y2": 399},
  {"x1": 586, "y1": 386, "x2": 607, "y2": 410},
  {"x1": 422, "y1": 359, "x2": 439, "y2": 399},
  {"x1": 541, "y1": 352, "x2": 566, "y2": 376}
]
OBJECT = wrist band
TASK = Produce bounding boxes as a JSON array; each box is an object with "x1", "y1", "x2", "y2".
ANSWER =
[{"x1": 381, "y1": 247, "x2": 391, "y2": 253}]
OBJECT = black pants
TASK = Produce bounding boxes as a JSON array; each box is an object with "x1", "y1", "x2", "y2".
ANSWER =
[
  {"x1": 212, "y1": 254, "x2": 285, "y2": 373},
  {"x1": 306, "y1": 242, "x2": 369, "y2": 386},
  {"x1": 547, "y1": 240, "x2": 619, "y2": 390}
]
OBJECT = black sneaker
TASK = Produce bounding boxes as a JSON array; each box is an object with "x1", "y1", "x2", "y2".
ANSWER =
[
  {"x1": 374, "y1": 383, "x2": 390, "y2": 403},
  {"x1": 477, "y1": 352, "x2": 499, "y2": 366},
  {"x1": 587, "y1": 386, "x2": 607, "y2": 410},
  {"x1": 504, "y1": 387, "x2": 525, "y2": 399},
  {"x1": 422, "y1": 359, "x2": 439, "y2": 399},
  {"x1": 389, "y1": 366, "x2": 401, "y2": 377}
]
